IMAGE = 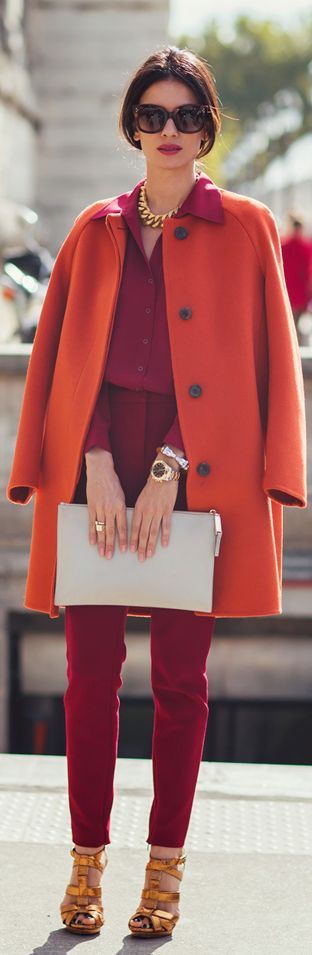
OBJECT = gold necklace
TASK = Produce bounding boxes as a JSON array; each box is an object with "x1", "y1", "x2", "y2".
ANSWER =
[{"x1": 138, "y1": 173, "x2": 200, "y2": 229}]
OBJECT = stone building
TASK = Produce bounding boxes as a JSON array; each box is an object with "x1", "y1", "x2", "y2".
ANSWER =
[
  {"x1": 25, "y1": 0, "x2": 170, "y2": 252},
  {"x1": 0, "y1": 0, "x2": 39, "y2": 250}
]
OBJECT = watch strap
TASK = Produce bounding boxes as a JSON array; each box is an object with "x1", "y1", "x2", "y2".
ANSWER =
[{"x1": 156, "y1": 445, "x2": 189, "y2": 471}]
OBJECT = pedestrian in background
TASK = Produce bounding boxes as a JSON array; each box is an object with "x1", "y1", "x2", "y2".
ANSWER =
[{"x1": 281, "y1": 212, "x2": 312, "y2": 342}]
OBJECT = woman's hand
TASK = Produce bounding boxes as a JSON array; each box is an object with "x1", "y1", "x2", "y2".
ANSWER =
[
  {"x1": 129, "y1": 468, "x2": 180, "y2": 561},
  {"x1": 85, "y1": 448, "x2": 128, "y2": 558}
]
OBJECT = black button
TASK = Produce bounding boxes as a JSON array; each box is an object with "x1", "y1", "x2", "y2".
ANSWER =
[
  {"x1": 174, "y1": 226, "x2": 189, "y2": 239},
  {"x1": 189, "y1": 384, "x2": 202, "y2": 397},
  {"x1": 179, "y1": 307, "x2": 192, "y2": 320},
  {"x1": 196, "y1": 462, "x2": 211, "y2": 476}
]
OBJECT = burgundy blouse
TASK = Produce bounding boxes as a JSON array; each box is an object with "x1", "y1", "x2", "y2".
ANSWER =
[{"x1": 84, "y1": 171, "x2": 223, "y2": 456}]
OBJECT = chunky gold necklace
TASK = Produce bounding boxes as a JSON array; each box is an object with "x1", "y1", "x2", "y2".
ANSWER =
[{"x1": 138, "y1": 173, "x2": 200, "y2": 229}]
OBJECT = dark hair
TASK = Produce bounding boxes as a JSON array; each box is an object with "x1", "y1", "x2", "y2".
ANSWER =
[
  {"x1": 289, "y1": 212, "x2": 303, "y2": 229},
  {"x1": 118, "y1": 45, "x2": 221, "y2": 160}
]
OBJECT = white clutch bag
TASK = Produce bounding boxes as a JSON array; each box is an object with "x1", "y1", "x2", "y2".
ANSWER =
[{"x1": 54, "y1": 503, "x2": 222, "y2": 612}]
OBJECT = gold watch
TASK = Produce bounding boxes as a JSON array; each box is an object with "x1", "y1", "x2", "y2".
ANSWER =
[{"x1": 150, "y1": 459, "x2": 180, "y2": 482}]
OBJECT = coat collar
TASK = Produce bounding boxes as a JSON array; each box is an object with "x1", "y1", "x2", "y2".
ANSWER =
[{"x1": 91, "y1": 170, "x2": 224, "y2": 225}]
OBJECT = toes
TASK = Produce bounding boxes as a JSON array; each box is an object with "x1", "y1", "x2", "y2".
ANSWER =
[
  {"x1": 131, "y1": 916, "x2": 151, "y2": 929},
  {"x1": 73, "y1": 913, "x2": 95, "y2": 926}
]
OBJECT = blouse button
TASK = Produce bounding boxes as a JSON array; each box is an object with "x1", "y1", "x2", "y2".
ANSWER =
[
  {"x1": 145, "y1": 307, "x2": 151, "y2": 314},
  {"x1": 138, "y1": 366, "x2": 144, "y2": 372},
  {"x1": 147, "y1": 278, "x2": 153, "y2": 284},
  {"x1": 143, "y1": 338, "x2": 149, "y2": 344}
]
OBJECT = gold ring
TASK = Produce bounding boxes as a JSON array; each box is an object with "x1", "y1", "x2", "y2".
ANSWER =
[{"x1": 95, "y1": 520, "x2": 106, "y2": 532}]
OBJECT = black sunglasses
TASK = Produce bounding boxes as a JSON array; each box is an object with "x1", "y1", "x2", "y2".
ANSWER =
[{"x1": 132, "y1": 103, "x2": 210, "y2": 134}]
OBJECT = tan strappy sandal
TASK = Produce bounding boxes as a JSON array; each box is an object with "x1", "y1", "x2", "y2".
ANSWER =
[
  {"x1": 128, "y1": 849, "x2": 187, "y2": 937},
  {"x1": 60, "y1": 846, "x2": 107, "y2": 935}
]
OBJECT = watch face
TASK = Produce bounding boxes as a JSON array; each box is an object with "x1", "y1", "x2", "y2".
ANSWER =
[{"x1": 153, "y1": 461, "x2": 166, "y2": 477}]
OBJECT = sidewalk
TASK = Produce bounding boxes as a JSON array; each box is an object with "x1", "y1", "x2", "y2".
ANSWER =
[{"x1": 0, "y1": 754, "x2": 311, "y2": 954}]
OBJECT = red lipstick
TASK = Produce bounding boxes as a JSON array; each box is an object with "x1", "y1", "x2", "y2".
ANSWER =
[{"x1": 157, "y1": 146, "x2": 182, "y2": 153}]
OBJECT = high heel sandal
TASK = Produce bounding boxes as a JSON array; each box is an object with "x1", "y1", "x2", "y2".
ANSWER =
[
  {"x1": 60, "y1": 846, "x2": 107, "y2": 935},
  {"x1": 128, "y1": 850, "x2": 187, "y2": 937}
]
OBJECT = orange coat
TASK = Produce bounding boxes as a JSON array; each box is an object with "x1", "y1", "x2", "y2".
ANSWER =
[{"x1": 6, "y1": 183, "x2": 307, "y2": 619}]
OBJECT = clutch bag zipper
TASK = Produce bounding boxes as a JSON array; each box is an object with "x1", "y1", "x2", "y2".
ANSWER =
[{"x1": 208, "y1": 509, "x2": 222, "y2": 556}]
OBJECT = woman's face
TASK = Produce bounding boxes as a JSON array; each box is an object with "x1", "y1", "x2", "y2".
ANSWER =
[{"x1": 132, "y1": 78, "x2": 208, "y2": 172}]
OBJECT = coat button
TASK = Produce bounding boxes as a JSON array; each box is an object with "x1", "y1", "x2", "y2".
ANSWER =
[
  {"x1": 189, "y1": 384, "x2": 202, "y2": 397},
  {"x1": 179, "y1": 307, "x2": 193, "y2": 320},
  {"x1": 196, "y1": 462, "x2": 211, "y2": 476},
  {"x1": 174, "y1": 226, "x2": 189, "y2": 239}
]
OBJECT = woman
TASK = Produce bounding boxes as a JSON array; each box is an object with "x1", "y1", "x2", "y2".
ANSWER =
[{"x1": 6, "y1": 45, "x2": 307, "y2": 938}]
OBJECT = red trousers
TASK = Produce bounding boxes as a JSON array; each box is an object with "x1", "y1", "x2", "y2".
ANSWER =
[{"x1": 64, "y1": 384, "x2": 216, "y2": 847}]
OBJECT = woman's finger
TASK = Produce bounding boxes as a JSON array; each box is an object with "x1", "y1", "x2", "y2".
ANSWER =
[
  {"x1": 88, "y1": 506, "x2": 98, "y2": 546},
  {"x1": 137, "y1": 513, "x2": 154, "y2": 561},
  {"x1": 145, "y1": 515, "x2": 162, "y2": 557},
  {"x1": 115, "y1": 502, "x2": 128, "y2": 552},
  {"x1": 129, "y1": 509, "x2": 143, "y2": 554},
  {"x1": 160, "y1": 511, "x2": 171, "y2": 548},
  {"x1": 95, "y1": 508, "x2": 107, "y2": 556},
  {"x1": 103, "y1": 508, "x2": 116, "y2": 559}
]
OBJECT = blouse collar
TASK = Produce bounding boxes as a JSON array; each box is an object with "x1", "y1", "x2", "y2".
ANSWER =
[{"x1": 91, "y1": 170, "x2": 224, "y2": 225}]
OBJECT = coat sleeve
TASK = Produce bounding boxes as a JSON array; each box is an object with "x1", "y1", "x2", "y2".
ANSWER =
[
  {"x1": 260, "y1": 207, "x2": 307, "y2": 508},
  {"x1": 6, "y1": 217, "x2": 82, "y2": 505}
]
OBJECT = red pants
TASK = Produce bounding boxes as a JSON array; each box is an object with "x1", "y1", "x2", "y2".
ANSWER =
[{"x1": 64, "y1": 384, "x2": 216, "y2": 847}]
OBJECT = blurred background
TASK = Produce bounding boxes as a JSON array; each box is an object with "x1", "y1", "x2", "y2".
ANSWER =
[{"x1": 1, "y1": 0, "x2": 311, "y2": 764}]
